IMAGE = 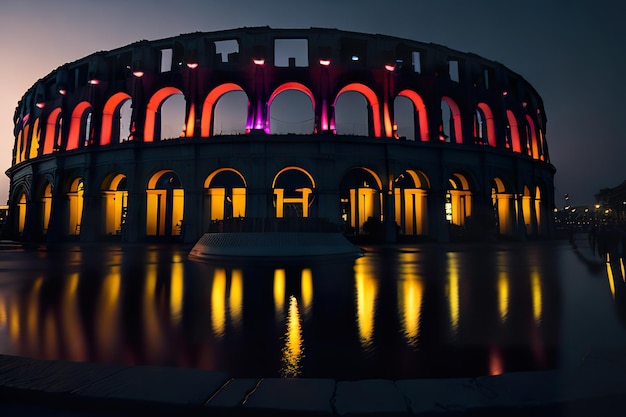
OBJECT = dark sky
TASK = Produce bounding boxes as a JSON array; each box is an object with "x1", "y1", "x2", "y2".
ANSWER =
[{"x1": 1, "y1": 0, "x2": 624, "y2": 206}]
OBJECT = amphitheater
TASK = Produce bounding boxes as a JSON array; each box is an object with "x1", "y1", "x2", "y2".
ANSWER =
[{"x1": 5, "y1": 27, "x2": 555, "y2": 244}]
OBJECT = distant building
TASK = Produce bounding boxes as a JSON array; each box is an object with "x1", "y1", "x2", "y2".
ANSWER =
[
  {"x1": 5, "y1": 27, "x2": 555, "y2": 243},
  {"x1": 596, "y1": 181, "x2": 626, "y2": 224}
]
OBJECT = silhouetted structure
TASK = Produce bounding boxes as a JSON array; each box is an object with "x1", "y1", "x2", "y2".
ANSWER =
[{"x1": 5, "y1": 27, "x2": 555, "y2": 243}]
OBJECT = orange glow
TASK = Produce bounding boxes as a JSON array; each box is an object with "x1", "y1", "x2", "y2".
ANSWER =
[
  {"x1": 229, "y1": 269, "x2": 243, "y2": 327},
  {"x1": 606, "y1": 254, "x2": 616, "y2": 299},
  {"x1": 29, "y1": 118, "x2": 40, "y2": 159},
  {"x1": 398, "y1": 90, "x2": 429, "y2": 142},
  {"x1": 489, "y1": 346, "x2": 504, "y2": 376},
  {"x1": 274, "y1": 269, "x2": 286, "y2": 319},
  {"x1": 185, "y1": 102, "x2": 195, "y2": 137},
  {"x1": 43, "y1": 108, "x2": 61, "y2": 154},
  {"x1": 447, "y1": 253, "x2": 460, "y2": 333},
  {"x1": 144, "y1": 87, "x2": 184, "y2": 142},
  {"x1": 441, "y1": 96, "x2": 463, "y2": 144},
  {"x1": 398, "y1": 275, "x2": 423, "y2": 346},
  {"x1": 170, "y1": 261, "x2": 184, "y2": 325},
  {"x1": 498, "y1": 272, "x2": 509, "y2": 322},
  {"x1": 477, "y1": 103, "x2": 496, "y2": 147},
  {"x1": 268, "y1": 82, "x2": 316, "y2": 115},
  {"x1": 101, "y1": 93, "x2": 131, "y2": 146},
  {"x1": 335, "y1": 83, "x2": 381, "y2": 137},
  {"x1": 301, "y1": 268, "x2": 313, "y2": 316},
  {"x1": 200, "y1": 83, "x2": 244, "y2": 137},
  {"x1": 102, "y1": 174, "x2": 127, "y2": 235},
  {"x1": 67, "y1": 178, "x2": 84, "y2": 235},
  {"x1": 67, "y1": 101, "x2": 92, "y2": 150},
  {"x1": 17, "y1": 193, "x2": 26, "y2": 233},
  {"x1": 211, "y1": 268, "x2": 227, "y2": 337},
  {"x1": 526, "y1": 115, "x2": 539, "y2": 158},
  {"x1": 354, "y1": 257, "x2": 377, "y2": 349}
]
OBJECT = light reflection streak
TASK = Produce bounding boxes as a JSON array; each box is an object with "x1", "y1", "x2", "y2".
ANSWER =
[
  {"x1": 620, "y1": 258, "x2": 625, "y2": 282},
  {"x1": 62, "y1": 272, "x2": 86, "y2": 361},
  {"x1": 301, "y1": 268, "x2": 313, "y2": 317},
  {"x1": 498, "y1": 272, "x2": 509, "y2": 323},
  {"x1": 489, "y1": 346, "x2": 504, "y2": 376},
  {"x1": 606, "y1": 253, "x2": 616, "y2": 300},
  {"x1": 399, "y1": 277, "x2": 423, "y2": 347},
  {"x1": 446, "y1": 253, "x2": 460, "y2": 333},
  {"x1": 229, "y1": 269, "x2": 243, "y2": 328},
  {"x1": 274, "y1": 269, "x2": 286, "y2": 319},
  {"x1": 170, "y1": 261, "x2": 184, "y2": 324},
  {"x1": 211, "y1": 268, "x2": 227, "y2": 338},
  {"x1": 143, "y1": 263, "x2": 164, "y2": 359},
  {"x1": 95, "y1": 266, "x2": 121, "y2": 360},
  {"x1": 27, "y1": 277, "x2": 43, "y2": 354},
  {"x1": 531, "y1": 270, "x2": 543, "y2": 324},
  {"x1": 354, "y1": 258, "x2": 377, "y2": 349},
  {"x1": 280, "y1": 295, "x2": 304, "y2": 377}
]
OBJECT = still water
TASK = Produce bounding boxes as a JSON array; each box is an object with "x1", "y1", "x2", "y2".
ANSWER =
[{"x1": 0, "y1": 237, "x2": 625, "y2": 380}]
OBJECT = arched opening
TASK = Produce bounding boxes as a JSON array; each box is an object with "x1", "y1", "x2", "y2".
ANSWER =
[
  {"x1": 446, "y1": 173, "x2": 472, "y2": 227},
  {"x1": 203, "y1": 168, "x2": 247, "y2": 230},
  {"x1": 506, "y1": 110, "x2": 521, "y2": 152},
  {"x1": 522, "y1": 185, "x2": 532, "y2": 234},
  {"x1": 102, "y1": 173, "x2": 128, "y2": 235},
  {"x1": 394, "y1": 170, "x2": 429, "y2": 236},
  {"x1": 67, "y1": 102, "x2": 92, "y2": 150},
  {"x1": 67, "y1": 178, "x2": 84, "y2": 235},
  {"x1": 268, "y1": 85, "x2": 315, "y2": 134},
  {"x1": 525, "y1": 115, "x2": 538, "y2": 158},
  {"x1": 29, "y1": 118, "x2": 40, "y2": 159},
  {"x1": 440, "y1": 97, "x2": 462, "y2": 144},
  {"x1": 146, "y1": 170, "x2": 184, "y2": 236},
  {"x1": 339, "y1": 168, "x2": 383, "y2": 236},
  {"x1": 144, "y1": 87, "x2": 185, "y2": 142},
  {"x1": 397, "y1": 89, "x2": 429, "y2": 142},
  {"x1": 393, "y1": 96, "x2": 415, "y2": 140},
  {"x1": 17, "y1": 193, "x2": 27, "y2": 235},
  {"x1": 534, "y1": 185, "x2": 543, "y2": 234},
  {"x1": 201, "y1": 83, "x2": 246, "y2": 136},
  {"x1": 476, "y1": 103, "x2": 496, "y2": 147},
  {"x1": 43, "y1": 108, "x2": 61, "y2": 154},
  {"x1": 212, "y1": 90, "x2": 248, "y2": 135},
  {"x1": 272, "y1": 167, "x2": 316, "y2": 218},
  {"x1": 333, "y1": 83, "x2": 381, "y2": 137},
  {"x1": 40, "y1": 182, "x2": 52, "y2": 236},
  {"x1": 491, "y1": 177, "x2": 515, "y2": 236},
  {"x1": 101, "y1": 92, "x2": 132, "y2": 145}
]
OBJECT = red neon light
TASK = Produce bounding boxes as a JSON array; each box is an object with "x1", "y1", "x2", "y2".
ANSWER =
[
  {"x1": 101, "y1": 92, "x2": 132, "y2": 145},
  {"x1": 144, "y1": 87, "x2": 184, "y2": 142},
  {"x1": 319, "y1": 59, "x2": 331, "y2": 66},
  {"x1": 186, "y1": 62, "x2": 199, "y2": 69},
  {"x1": 201, "y1": 83, "x2": 244, "y2": 137},
  {"x1": 398, "y1": 89, "x2": 429, "y2": 142},
  {"x1": 36, "y1": 102, "x2": 45, "y2": 109},
  {"x1": 253, "y1": 58, "x2": 265, "y2": 65},
  {"x1": 88, "y1": 79, "x2": 99, "y2": 85},
  {"x1": 334, "y1": 83, "x2": 381, "y2": 137},
  {"x1": 132, "y1": 71, "x2": 144, "y2": 78},
  {"x1": 384, "y1": 64, "x2": 395, "y2": 72}
]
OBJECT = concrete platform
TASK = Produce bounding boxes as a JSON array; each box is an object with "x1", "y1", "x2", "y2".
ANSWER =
[
  {"x1": 188, "y1": 232, "x2": 363, "y2": 260},
  {"x1": 1, "y1": 349, "x2": 626, "y2": 416}
]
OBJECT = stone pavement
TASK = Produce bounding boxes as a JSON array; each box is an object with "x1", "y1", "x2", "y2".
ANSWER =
[{"x1": 1, "y1": 350, "x2": 626, "y2": 416}]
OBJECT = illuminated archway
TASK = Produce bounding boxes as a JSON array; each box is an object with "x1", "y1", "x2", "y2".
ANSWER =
[
  {"x1": 203, "y1": 168, "x2": 247, "y2": 228},
  {"x1": 100, "y1": 92, "x2": 132, "y2": 145},
  {"x1": 67, "y1": 101, "x2": 92, "y2": 150},
  {"x1": 102, "y1": 173, "x2": 128, "y2": 235},
  {"x1": 144, "y1": 87, "x2": 185, "y2": 142},
  {"x1": 525, "y1": 115, "x2": 538, "y2": 158},
  {"x1": 446, "y1": 173, "x2": 472, "y2": 226},
  {"x1": 506, "y1": 110, "x2": 521, "y2": 152},
  {"x1": 272, "y1": 167, "x2": 316, "y2": 218},
  {"x1": 268, "y1": 83, "x2": 315, "y2": 134},
  {"x1": 201, "y1": 83, "x2": 245, "y2": 137},
  {"x1": 40, "y1": 182, "x2": 52, "y2": 235},
  {"x1": 43, "y1": 108, "x2": 61, "y2": 154},
  {"x1": 397, "y1": 90, "x2": 429, "y2": 142},
  {"x1": 212, "y1": 90, "x2": 248, "y2": 135},
  {"x1": 29, "y1": 118, "x2": 40, "y2": 159},
  {"x1": 476, "y1": 103, "x2": 496, "y2": 147},
  {"x1": 534, "y1": 185, "x2": 543, "y2": 233},
  {"x1": 146, "y1": 170, "x2": 184, "y2": 236},
  {"x1": 491, "y1": 177, "x2": 515, "y2": 236},
  {"x1": 339, "y1": 168, "x2": 383, "y2": 235},
  {"x1": 67, "y1": 178, "x2": 84, "y2": 235},
  {"x1": 333, "y1": 83, "x2": 381, "y2": 137},
  {"x1": 394, "y1": 169, "x2": 430, "y2": 236},
  {"x1": 522, "y1": 185, "x2": 532, "y2": 234},
  {"x1": 17, "y1": 193, "x2": 27, "y2": 234},
  {"x1": 441, "y1": 97, "x2": 463, "y2": 144}
]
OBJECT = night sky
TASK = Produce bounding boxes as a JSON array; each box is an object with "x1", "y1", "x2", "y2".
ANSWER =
[{"x1": 1, "y1": 0, "x2": 624, "y2": 206}]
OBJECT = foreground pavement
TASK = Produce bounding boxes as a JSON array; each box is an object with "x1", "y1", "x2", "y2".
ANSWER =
[{"x1": 1, "y1": 349, "x2": 626, "y2": 416}]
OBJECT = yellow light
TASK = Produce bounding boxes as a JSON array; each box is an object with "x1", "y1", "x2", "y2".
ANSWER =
[
  {"x1": 498, "y1": 272, "x2": 509, "y2": 322},
  {"x1": 606, "y1": 255, "x2": 616, "y2": 300},
  {"x1": 354, "y1": 258, "x2": 377, "y2": 349},
  {"x1": 447, "y1": 253, "x2": 460, "y2": 333},
  {"x1": 398, "y1": 277, "x2": 423, "y2": 346},
  {"x1": 229, "y1": 269, "x2": 243, "y2": 327},
  {"x1": 170, "y1": 262, "x2": 184, "y2": 325},
  {"x1": 531, "y1": 271, "x2": 543, "y2": 323},
  {"x1": 280, "y1": 295, "x2": 304, "y2": 377},
  {"x1": 274, "y1": 269, "x2": 286, "y2": 318},
  {"x1": 211, "y1": 268, "x2": 227, "y2": 337},
  {"x1": 301, "y1": 268, "x2": 313, "y2": 315}
]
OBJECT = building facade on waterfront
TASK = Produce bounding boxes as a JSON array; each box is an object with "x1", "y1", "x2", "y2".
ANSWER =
[{"x1": 5, "y1": 27, "x2": 555, "y2": 244}]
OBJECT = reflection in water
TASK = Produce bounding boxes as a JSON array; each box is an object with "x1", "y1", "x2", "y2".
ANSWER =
[
  {"x1": 354, "y1": 257, "x2": 377, "y2": 350},
  {"x1": 280, "y1": 295, "x2": 304, "y2": 377},
  {"x1": 531, "y1": 270, "x2": 543, "y2": 324},
  {"x1": 0, "y1": 241, "x2": 600, "y2": 380},
  {"x1": 446, "y1": 253, "x2": 460, "y2": 334}
]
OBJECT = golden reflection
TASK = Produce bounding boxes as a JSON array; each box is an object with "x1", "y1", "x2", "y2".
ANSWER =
[
  {"x1": 27, "y1": 277, "x2": 43, "y2": 351},
  {"x1": 143, "y1": 264, "x2": 163, "y2": 358},
  {"x1": 398, "y1": 277, "x2": 423, "y2": 347},
  {"x1": 606, "y1": 254, "x2": 616, "y2": 300},
  {"x1": 62, "y1": 272, "x2": 86, "y2": 361},
  {"x1": 211, "y1": 268, "x2": 227, "y2": 337},
  {"x1": 280, "y1": 295, "x2": 304, "y2": 378},
  {"x1": 498, "y1": 272, "x2": 509, "y2": 322},
  {"x1": 354, "y1": 258, "x2": 377, "y2": 349},
  {"x1": 531, "y1": 270, "x2": 543, "y2": 324},
  {"x1": 96, "y1": 266, "x2": 121, "y2": 359},
  {"x1": 301, "y1": 268, "x2": 313, "y2": 316},
  {"x1": 620, "y1": 258, "x2": 625, "y2": 282},
  {"x1": 170, "y1": 261, "x2": 184, "y2": 324},
  {"x1": 229, "y1": 269, "x2": 243, "y2": 328},
  {"x1": 446, "y1": 253, "x2": 460, "y2": 333},
  {"x1": 0, "y1": 295, "x2": 6, "y2": 327},
  {"x1": 274, "y1": 269, "x2": 286, "y2": 318}
]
